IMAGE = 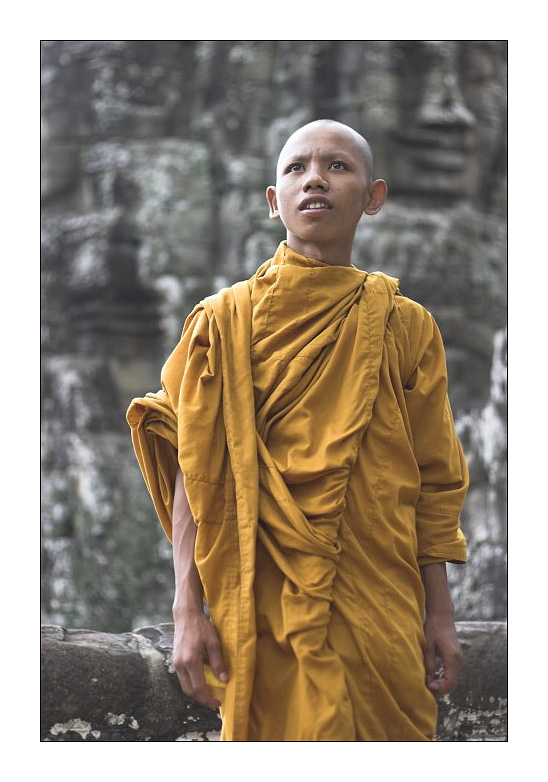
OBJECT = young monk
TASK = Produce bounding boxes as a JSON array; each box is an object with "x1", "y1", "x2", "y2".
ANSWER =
[{"x1": 127, "y1": 119, "x2": 468, "y2": 741}]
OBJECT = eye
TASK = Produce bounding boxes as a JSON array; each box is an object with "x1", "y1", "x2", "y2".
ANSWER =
[
  {"x1": 287, "y1": 163, "x2": 303, "y2": 172},
  {"x1": 329, "y1": 161, "x2": 347, "y2": 170}
]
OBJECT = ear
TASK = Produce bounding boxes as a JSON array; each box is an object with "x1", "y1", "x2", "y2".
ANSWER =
[
  {"x1": 266, "y1": 185, "x2": 280, "y2": 221},
  {"x1": 364, "y1": 179, "x2": 388, "y2": 216}
]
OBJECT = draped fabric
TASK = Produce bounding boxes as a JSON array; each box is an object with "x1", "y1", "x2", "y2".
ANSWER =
[{"x1": 127, "y1": 241, "x2": 468, "y2": 741}]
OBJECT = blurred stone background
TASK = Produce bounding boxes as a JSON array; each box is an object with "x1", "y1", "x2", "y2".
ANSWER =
[{"x1": 41, "y1": 40, "x2": 507, "y2": 633}]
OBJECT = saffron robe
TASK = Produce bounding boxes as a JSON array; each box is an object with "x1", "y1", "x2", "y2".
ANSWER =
[{"x1": 126, "y1": 241, "x2": 468, "y2": 741}]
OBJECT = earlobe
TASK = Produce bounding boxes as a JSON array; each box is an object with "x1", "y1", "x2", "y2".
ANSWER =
[
  {"x1": 364, "y1": 202, "x2": 382, "y2": 216},
  {"x1": 364, "y1": 179, "x2": 388, "y2": 216},
  {"x1": 266, "y1": 185, "x2": 280, "y2": 221}
]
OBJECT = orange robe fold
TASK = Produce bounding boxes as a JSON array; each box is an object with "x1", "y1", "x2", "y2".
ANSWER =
[{"x1": 127, "y1": 241, "x2": 468, "y2": 741}]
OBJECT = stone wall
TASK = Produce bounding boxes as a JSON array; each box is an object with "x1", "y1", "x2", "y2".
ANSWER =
[
  {"x1": 41, "y1": 621, "x2": 507, "y2": 741},
  {"x1": 41, "y1": 41, "x2": 507, "y2": 632}
]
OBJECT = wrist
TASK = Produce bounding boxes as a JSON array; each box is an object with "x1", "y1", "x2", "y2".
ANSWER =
[
  {"x1": 425, "y1": 603, "x2": 455, "y2": 621},
  {"x1": 421, "y1": 562, "x2": 455, "y2": 619},
  {"x1": 172, "y1": 590, "x2": 204, "y2": 619}
]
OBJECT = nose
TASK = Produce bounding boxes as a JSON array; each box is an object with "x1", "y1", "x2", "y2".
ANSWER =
[
  {"x1": 302, "y1": 165, "x2": 329, "y2": 191},
  {"x1": 416, "y1": 71, "x2": 475, "y2": 129},
  {"x1": 416, "y1": 42, "x2": 476, "y2": 129}
]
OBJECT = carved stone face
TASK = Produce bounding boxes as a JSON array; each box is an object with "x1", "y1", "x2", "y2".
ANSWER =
[{"x1": 355, "y1": 40, "x2": 507, "y2": 209}]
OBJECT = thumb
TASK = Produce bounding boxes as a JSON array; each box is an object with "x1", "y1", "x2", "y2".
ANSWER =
[{"x1": 205, "y1": 628, "x2": 228, "y2": 683}]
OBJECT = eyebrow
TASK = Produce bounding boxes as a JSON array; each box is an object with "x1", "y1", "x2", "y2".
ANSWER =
[{"x1": 283, "y1": 150, "x2": 353, "y2": 162}]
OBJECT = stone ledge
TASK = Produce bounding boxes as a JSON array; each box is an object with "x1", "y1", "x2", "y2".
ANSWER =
[{"x1": 41, "y1": 620, "x2": 507, "y2": 741}]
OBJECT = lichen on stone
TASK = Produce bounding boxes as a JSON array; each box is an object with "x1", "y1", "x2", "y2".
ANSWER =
[{"x1": 49, "y1": 719, "x2": 94, "y2": 740}]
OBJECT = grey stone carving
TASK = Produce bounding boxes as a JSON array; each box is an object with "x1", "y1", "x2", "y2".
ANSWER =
[
  {"x1": 41, "y1": 41, "x2": 507, "y2": 632},
  {"x1": 41, "y1": 621, "x2": 507, "y2": 741}
]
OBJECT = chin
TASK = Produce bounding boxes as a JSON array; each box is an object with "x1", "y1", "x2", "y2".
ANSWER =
[{"x1": 289, "y1": 225, "x2": 336, "y2": 243}]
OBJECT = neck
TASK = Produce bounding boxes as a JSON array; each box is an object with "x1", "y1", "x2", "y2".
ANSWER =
[{"x1": 286, "y1": 233, "x2": 354, "y2": 267}]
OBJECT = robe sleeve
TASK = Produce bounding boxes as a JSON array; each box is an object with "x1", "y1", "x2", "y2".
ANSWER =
[
  {"x1": 402, "y1": 303, "x2": 468, "y2": 566},
  {"x1": 126, "y1": 304, "x2": 206, "y2": 543}
]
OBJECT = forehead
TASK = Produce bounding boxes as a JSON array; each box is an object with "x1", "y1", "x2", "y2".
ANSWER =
[{"x1": 278, "y1": 126, "x2": 367, "y2": 168}]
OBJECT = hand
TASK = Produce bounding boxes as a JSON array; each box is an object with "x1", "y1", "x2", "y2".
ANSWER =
[
  {"x1": 423, "y1": 612, "x2": 463, "y2": 697},
  {"x1": 172, "y1": 608, "x2": 228, "y2": 710}
]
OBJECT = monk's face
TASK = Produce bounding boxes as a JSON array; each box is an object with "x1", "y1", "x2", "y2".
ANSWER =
[{"x1": 267, "y1": 124, "x2": 384, "y2": 262}]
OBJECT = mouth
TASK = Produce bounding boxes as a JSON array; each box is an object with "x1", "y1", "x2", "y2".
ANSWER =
[
  {"x1": 395, "y1": 128, "x2": 473, "y2": 172},
  {"x1": 298, "y1": 197, "x2": 333, "y2": 213}
]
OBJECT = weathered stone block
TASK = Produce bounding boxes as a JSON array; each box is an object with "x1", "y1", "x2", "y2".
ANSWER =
[
  {"x1": 436, "y1": 622, "x2": 507, "y2": 741},
  {"x1": 41, "y1": 624, "x2": 221, "y2": 741},
  {"x1": 41, "y1": 621, "x2": 506, "y2": 741}
]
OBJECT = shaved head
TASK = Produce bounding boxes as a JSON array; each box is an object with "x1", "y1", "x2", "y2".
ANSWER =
[
  {"x1": 277, "y1": 119, "x2": 374, "y2": 181},
  {"x1": 267, "y1": 117, "x2": 387, "y2": 264}
]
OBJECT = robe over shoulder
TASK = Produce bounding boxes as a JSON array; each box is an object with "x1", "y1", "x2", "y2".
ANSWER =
[{"x1": 127, "y1": 241, "x2": 468, "y2": 741}]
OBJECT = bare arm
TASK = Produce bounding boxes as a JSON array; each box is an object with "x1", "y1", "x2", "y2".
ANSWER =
[
  {"x1": 171, "y1": 467, "x2": 228, "y2": 709},
  {"x1": 172, "y1": 467, "x2": 204, "y2": 614},
  {"x1": 420, "y1": 562, "x2": 463, "y2": 696}
]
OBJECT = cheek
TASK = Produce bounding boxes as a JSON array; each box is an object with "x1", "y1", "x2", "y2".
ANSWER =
[
  {"x1": 276, "y1": 188, "x2": 297, "y2": 217},
  {"x1": 340, "y1": 190, "x2": 367, "y2": 218}
]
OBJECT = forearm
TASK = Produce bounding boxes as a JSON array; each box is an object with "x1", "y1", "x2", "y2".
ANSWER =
[
  {"x1": 171, "y1": 467, "x2": 227, "y2": 706},
  {"x1": 420, "y1": 562, "x2": 455, "y2": 619},
  {"x1": 172, "y1": 467, "x2": 203, "y2": 617}
]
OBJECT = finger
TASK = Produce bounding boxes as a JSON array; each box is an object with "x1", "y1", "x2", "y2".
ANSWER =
[
  {"x1": 427, "y1": 646, "x2": 462, "y2": 696},
  {"x1": 424, "y1": 643, "x2": 437, "y2": 686},
  {"x1": 443, "y1": 668, "x2": 459, "y2": 692},
  {"x1": 426, "y1": 677, "x2": 442, "y2": 696},
  {"x1": 176, "y1": 665, "x2": 194, "y2": 698},
  {"x1": 438, "y1": 652, "x2": 462, "y2": 694},
  {"x1": 205, "y1": 631, "x2": 228, "y2": 682},
  {"x1": 187, "y1": 659, "x2": 221, "y2": 710},
  {"x1": 430, "y1": 672, "x2": 456, "y2": 696}
]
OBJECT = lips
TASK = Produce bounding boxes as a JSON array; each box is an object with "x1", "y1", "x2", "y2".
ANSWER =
[{"x1": 298, "y1": 196, "x2": 333, "y2": 211}]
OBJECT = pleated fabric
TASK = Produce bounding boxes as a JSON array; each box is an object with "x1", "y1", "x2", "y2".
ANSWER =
[{"x1": 127, "y1": 241, "x2": 468, "y2": 741}]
